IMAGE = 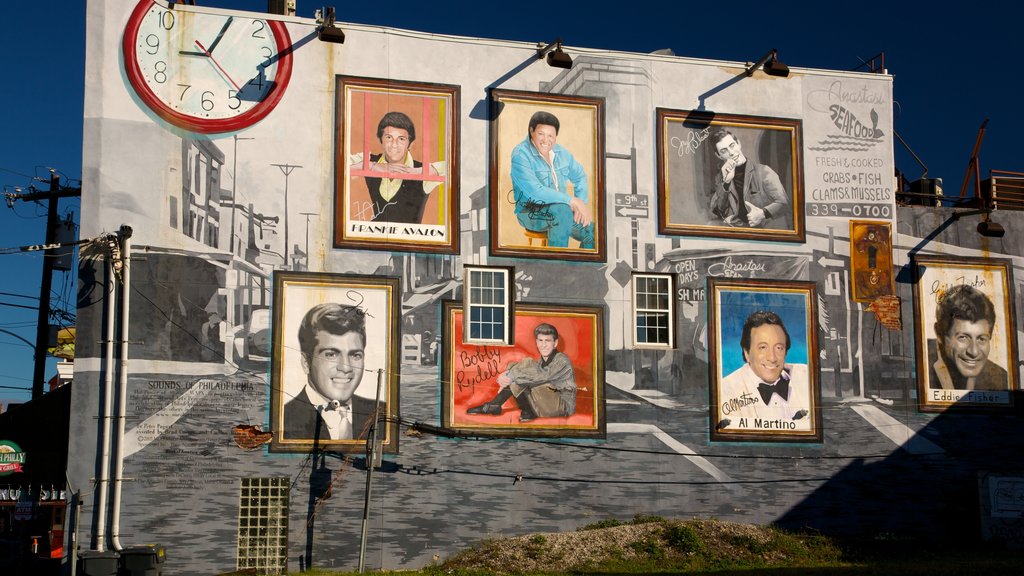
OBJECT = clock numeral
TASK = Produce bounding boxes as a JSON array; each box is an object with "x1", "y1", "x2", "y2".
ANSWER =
[
  {"x1": 251, "y1": 20, "x2": 266, "y2": 39},
  {"x1": 260, "y1": 46, "x2": 273, "y2": 60},
  {"x1": 201, "y1": 91, "x2": 215, "y2": 112},
  {"x1": 158, "y1": 10, "x2": 175, "y2": 30},
  {"x1": 178, "y1": 84, "x2": 192, "y2": 101},
  {"x1": 228, "y1": 90, "x2": 241, "y2": 110},
  {"x1": 144, "y1": 34, "x2": 160, "y2": 56},
  {"x1": 249, "y1": 72, "x2": 264, "y2": 91},
  {"x1": 153, "y1": 61, "x2": 168, "y2": 84}
]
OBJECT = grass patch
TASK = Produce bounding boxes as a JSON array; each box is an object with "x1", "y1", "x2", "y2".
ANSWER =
[{"x1": 305, "y1": 519, "x2": 1024, "y2": 576}]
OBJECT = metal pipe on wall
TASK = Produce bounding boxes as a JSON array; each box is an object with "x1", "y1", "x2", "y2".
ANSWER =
[
  {"x1": 92, "y1": 239, "x2": 118, "y2": 551},
  {"x1": 110, "y1": 225, "x2": 133, "y2": 551}
]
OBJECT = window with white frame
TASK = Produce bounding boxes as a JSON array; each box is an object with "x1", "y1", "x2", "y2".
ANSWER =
[
  {"x1": 237, "y1": 477, "x2": 289, "y2": 574},
  {"x1": 464, "y1": 265, "x2": 514, "y2": 344},
  {"x1": 633, "y1": 273, "x2": 675, "y2": 348}
]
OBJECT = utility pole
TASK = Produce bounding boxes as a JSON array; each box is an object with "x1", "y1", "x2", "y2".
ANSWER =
[
  {"x1": 271, "y1": 163, "x2": 301, "y2": 270},
  {"x1": 6, "y1": 172, "x2": 82, "y2": 398},
  {"x1": 300, "y1": 211, "x2": 319, "y2": 266}
]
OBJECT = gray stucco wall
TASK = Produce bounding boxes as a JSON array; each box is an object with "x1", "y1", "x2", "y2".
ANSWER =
[{"x1": 67, "y1": 1, "x2": 1024, "y2": 574}]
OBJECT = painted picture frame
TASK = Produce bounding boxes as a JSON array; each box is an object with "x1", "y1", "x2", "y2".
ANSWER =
[
  {"x1": 441, "y1": 301, "x2": 605, "y2": 438},
  {"x1": 657, "y1": 109, "x2": 805, "y2": 243},
  {"x1": 708, "y1": 278, "x2": 822, "y2": 443},
  {"x1": 489, "y1": 89, "x2": 605, "y2": 261},
  {"x1": 269, "y1": 271, "x2": 400, "y2": 453},
  {"x1": 850, "y1": 219, "x2": 894, "y2": 303},
  {"x1": 911, "y1": 255, "x2": 1017, "y2": 412},
  {"x1": 334, "y1": 76, "x2": 460, "y2": 253}
]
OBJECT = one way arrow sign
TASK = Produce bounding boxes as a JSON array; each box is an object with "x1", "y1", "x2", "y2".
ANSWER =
[{"x1": 615, "y1": 206, "x2": 648, "y2": 218}]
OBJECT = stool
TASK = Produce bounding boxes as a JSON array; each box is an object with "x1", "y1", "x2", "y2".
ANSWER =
[{"x1": 523, "y1": 229, "x2": 548, "y2": 247}]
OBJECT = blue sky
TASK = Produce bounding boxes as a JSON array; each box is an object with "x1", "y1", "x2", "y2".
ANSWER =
[{"x1": 0, "y1": 1, "x2": 1020, "y2": 405}]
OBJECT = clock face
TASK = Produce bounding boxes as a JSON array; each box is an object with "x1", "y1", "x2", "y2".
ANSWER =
[{"x1": 123, "y1": 1, "x2": 293, "y2": 134}]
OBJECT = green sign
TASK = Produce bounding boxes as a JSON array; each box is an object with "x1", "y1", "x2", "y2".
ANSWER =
[{"x1": 0, "y1": 440, "x2": 25, "y2": 476}]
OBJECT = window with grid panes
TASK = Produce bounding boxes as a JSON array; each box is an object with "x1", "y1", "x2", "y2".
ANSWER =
[
  {"x1": 633, "y1": 274, "x2": 674, "y2": 348},
  {"x1": 237, "y1": 477, "x2": 289, "y2": 574},
  {"x1": 464, "y1": 266, "x2": 512, "y2": 344}
]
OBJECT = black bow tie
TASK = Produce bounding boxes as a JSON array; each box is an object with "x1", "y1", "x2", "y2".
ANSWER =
[
  {"x1": 321, "y1": 400, "x2": 350, "y2": 412},
  {"x1": 757, "y1": 379, "x2": 790, "y2": 406}
]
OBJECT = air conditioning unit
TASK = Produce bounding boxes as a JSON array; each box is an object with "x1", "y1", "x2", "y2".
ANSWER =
[
  {"x1": 982, "y1": 174, "x2": 1024, "y2": 211},
  {"x1": 904, "y1": 177, "x2": 943, "y2": 206}
]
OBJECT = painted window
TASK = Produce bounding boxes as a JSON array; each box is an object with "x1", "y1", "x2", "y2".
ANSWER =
[
  {"x1": 633, "y1": 273, "x2": 675, "y2": 348},
  {"x1": 237, "y1": 477, "x2": 288, "y2": 573},
  {"x1": 464, "y1": 265, "x2": 514, "y2": 344}
]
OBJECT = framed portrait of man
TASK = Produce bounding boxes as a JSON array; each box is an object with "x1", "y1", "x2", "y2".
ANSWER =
[
  {"x1": 708, "y1": 278, "x2": 822, "y2": 443},
  {"x1": 911, "y1": 255, "x2": 1018, "y2": 412},
  {"x1": 441, "y1": 301, "x2": 606, "y2": 438},
  {"x1": 334, "y1": 76, "x2": 460, "y2": 253},
  {"x1": 269, "y1": 272, "x2": 400, "y2": 453},
  {"x1": 489, "y1": 89, "x2": 605, "y2": 261},
  {"x1": 657, "y1": 109, "x2": 804, "y2": 243}
]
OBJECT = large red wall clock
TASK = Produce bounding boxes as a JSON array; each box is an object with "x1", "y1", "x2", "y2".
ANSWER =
[{"x1": 123, "y1": 0, "x2": 294, "y2": 134}]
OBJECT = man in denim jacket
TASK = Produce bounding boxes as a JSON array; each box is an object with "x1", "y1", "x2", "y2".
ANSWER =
[{"x1": 510, "y1": 111, "x2": 594, "y2": 248}]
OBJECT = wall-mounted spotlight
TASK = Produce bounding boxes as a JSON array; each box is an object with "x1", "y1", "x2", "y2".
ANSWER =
[
  {"x1": 316, "y1": 6, "x2": 345, "y2": 44},
  {"x1": 537, "y1": 38, "x2": 573, "y2": 69},
  {"x1": 745, "y1": 49, "x2": 789, "y2": 77},
  {"x1": 953, "y1": 208, "x2": 1005, "y2": 238}
]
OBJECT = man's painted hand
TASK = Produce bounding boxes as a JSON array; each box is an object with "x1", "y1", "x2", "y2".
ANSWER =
[
  {"x1": 720, "y1": 158, "x2": 737, "y2": 184},
  {"x1": 569, "y1": 197, "x2": 592, "y2": 226},
  {"x1": 746, "y1": 203, "x2": 767, "y2": 227},
  {"x1": 497, "y1": 372, "x2": 512, "y2": 388}
]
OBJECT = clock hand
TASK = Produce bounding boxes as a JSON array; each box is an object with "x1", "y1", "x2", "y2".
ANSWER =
[
  {"x1": 195, "y1": 40, "x2": 241, "y2": 91},
  {"x1": 206, "y1": 16, "x2": 233, "y2": 54}
]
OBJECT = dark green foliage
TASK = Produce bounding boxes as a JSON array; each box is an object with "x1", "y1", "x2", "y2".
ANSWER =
[
  {"x1": 662, "y1": 522, "x2": 703, "y2": 554},
  {"x1": 579, "y1": 518, "x2": 622, "y2": 530},
  {"x1": 629, "y1": 513, "x2": 665, "y2": 525}
]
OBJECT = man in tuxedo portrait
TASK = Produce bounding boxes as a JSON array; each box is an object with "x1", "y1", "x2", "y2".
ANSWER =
[
  {"x1": 717, "y1": 310, "x2": 810, "y2": 431},
  {"x1": 283, "y1": 302, "x2": 383, "y2": 441}
]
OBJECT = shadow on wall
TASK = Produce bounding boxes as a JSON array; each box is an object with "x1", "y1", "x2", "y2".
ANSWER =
[{"x1": 776, "y1": 391, "x2": 1024, "y2": 546}]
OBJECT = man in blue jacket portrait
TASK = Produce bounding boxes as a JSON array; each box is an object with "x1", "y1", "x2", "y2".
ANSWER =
[{"x1": 510, "y1": 111, "x2": 594, "y2": 248}]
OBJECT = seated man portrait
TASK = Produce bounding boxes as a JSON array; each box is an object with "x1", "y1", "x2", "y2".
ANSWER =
[
  {"x1": 466, "y1": 323, "x2": 577, "y2": 422},
  {"x1": 510, "y1": 111, "x2": 594, "y2": 249}
]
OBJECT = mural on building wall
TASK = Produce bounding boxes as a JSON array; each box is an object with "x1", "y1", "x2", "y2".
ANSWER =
[
  {"x1": 708, "y1": 278, "x2": 823, "y2": 442},
  {"x1": 911, "y1": 256, "x2": 1018, "y2": 411},
  {"x1": 489, "y1": 89, "x2": 605, "y2": 261},
  {"x1": 850, "y1": 220, "x2": 894, "y2": 302},
  {"x1": 334, "y1": 76, "x2": 460, "y2": 253},
  {"x1": 269, "y1": 272, "x2": 400, "y2": 453},
  {"x1": 441, "y1": 301, "x2": 605, "y2": 438},
  {"x1": 657, "y1": 109, "x2": 805, "y2": 243}
]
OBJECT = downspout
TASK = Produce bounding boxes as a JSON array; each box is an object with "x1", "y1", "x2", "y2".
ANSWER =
[
  {"x1": 110, "y1": 225, "x2": 132, "y2": 551},
  {"x1": 93, "y1": 235, "x2": 118, "y2": 551}
]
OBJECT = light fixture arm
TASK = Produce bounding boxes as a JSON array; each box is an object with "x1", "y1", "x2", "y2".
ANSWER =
[
  {"x1": 745, "y1": 49, "x2": 778, "y2": 76},
  {"x1": 536, "y1": 38, "x2": 564, "y2": 59},
  {"x1": 951, "y1": 208, "x2": 990, "y2": 221}
]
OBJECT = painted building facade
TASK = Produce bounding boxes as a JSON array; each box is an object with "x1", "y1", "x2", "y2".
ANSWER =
[{"x1": 65, "y1": 1, "x2": 1024, "y2": 573}]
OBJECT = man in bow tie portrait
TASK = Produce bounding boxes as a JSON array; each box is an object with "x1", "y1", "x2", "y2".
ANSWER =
[
  {"x1": 717, "y1": 310, "x2": 811, "y2": 431},
  {"x1": 283, "y1": 303, "x2": 384, "y2": 441}
]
